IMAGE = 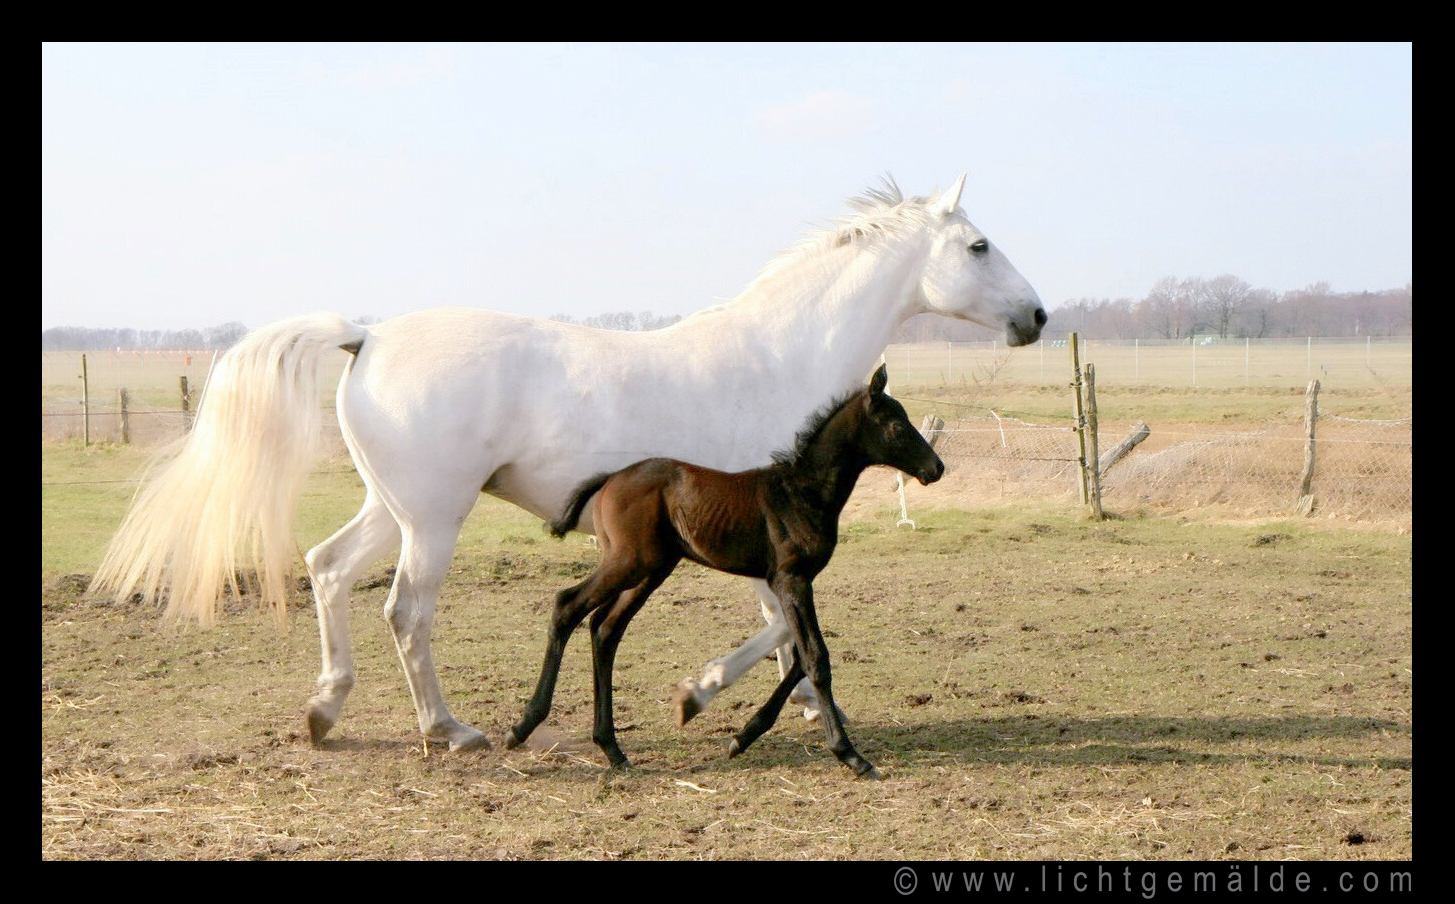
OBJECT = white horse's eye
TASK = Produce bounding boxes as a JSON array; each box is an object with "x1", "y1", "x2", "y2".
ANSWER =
[{"x1": 969, "y1": 240, "x2": 989, "y2": 254}]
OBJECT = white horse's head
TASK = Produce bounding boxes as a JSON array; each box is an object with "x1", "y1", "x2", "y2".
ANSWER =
[{"x1": 915, "y1": 174, "x2": 1046, "y2": 346}]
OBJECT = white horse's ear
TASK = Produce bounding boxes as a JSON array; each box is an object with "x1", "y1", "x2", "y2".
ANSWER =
[{"x1": 932, "y1": 173, "x2": 967, "y2": 217}]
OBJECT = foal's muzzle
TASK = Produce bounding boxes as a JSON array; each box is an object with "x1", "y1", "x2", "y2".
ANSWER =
[{"x1": 915, "y1": 457, "x2": 945, "y2": 486}]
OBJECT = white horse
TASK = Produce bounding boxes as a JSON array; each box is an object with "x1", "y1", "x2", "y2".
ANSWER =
[{"x1": 91, "y1": 175, "x2": 1045, "y2": 753}]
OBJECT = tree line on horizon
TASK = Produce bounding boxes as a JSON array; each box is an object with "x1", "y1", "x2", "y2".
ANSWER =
[
  {"x1": 41, "y1": 278, "x2": 1410, "y2": 351},
  {"x1": 896, "y1": 278, "x2": 1411, "y2": 344}
]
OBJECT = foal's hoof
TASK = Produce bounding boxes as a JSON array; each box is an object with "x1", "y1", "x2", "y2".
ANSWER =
[
  {"x1": 673, "y1": 684, "x2": 703, "y2": 726},
  {"x1": 503, "y1": 728, "x2": 524, "y2": 750},
  {"x1": 849, "y1": 758, "x2": 883, "y2": 780},
  {"x1": 727, "y1": 738, "x2": 742, "y2": 759}
]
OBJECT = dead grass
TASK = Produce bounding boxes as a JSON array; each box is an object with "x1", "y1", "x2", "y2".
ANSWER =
[{"x1": 42, "y1": 462, "x2": 1412, "y2": 860}]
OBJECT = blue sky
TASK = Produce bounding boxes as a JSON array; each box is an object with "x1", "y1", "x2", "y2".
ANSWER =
[{"x1": 41, "y1": 43, "x2": 1412, "y2": 332}]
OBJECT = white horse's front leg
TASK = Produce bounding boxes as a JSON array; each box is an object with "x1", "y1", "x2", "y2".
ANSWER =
[{"x1": 674, "y1": 578, "x2": 826, "y2": 724}]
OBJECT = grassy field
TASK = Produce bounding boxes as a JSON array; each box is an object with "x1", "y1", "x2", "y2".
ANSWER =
[
  {"x1": 885, "y1": 337, "x2": 1412, "y2": 393},
  {"x1": 42, "y1": 440, "x2": 1411, "y2": 860}
]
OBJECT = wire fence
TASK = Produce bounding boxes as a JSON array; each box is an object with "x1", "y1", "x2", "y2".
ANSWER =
[
  {"x1": 42, "y1": 341, "x2": 1412, "y2": 524},
  {"x1": 883, "y1": 336, "x2": 1412, "y2": 391},
  {"x1": 903, "y1": 407, "x2": 1411, "y2": 523}
]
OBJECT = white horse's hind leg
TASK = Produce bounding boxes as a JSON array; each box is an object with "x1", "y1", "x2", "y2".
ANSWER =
[
  {"x1": 384, "y1": 523, "x2": 489, "y2": 751},
  {"x1": 674, "y1": 578, "x2": 829, "y2": 724},
  {"x1": 303, "y1": 491, "x2": 401, "y2": 746}
]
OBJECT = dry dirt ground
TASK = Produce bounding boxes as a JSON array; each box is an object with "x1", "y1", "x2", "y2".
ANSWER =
[{"x1": 42, "y1": 476, "x2": 1411, "y2": 861}]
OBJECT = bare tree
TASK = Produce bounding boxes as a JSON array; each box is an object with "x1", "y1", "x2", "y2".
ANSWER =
[
  {"x1": 204, "y1": 322, "x2": 249, "y2": 349},
  {"x1": 1233, "y1": 288, "x2": 1277, "y2": 338},
  {"x1": 1203, "y1": 275, "x2": 1253, "y2": 339},
  {"x1": 1136, "y1": 276, "x2": 1182, "y2": 339}
]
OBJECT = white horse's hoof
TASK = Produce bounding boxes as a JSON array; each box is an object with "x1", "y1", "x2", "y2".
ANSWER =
[
  {"x1": 801, "y1": 704, "x2": 850, "y2": 725},
  {"x1": 433, "y1": 721, "x2": 491, "y2": 752},
  {"x1": 673, "y1": 681, "x2": 705, "y2": 726},
  {"x1": 306, "y1": 705, "x2": 335, "y2": 747},
  {"x1": 450, "y1": 731, "x2": 492, "y2": 753}
]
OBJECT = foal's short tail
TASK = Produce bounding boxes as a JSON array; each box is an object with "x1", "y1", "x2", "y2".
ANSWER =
[
  {"x1": 548, "y1": 472, "x2": 615, "y2": 539},
  {"x1": 89, "y1": 313, "x2": 369, "y2": 628}
]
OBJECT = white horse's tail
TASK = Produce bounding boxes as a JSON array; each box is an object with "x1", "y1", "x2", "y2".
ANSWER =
[{"x1": 90, "y1": 313, "x2": 369, "y2": 628}]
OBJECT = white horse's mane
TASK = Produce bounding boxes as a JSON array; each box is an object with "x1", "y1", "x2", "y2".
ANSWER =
[
  {"x1": 755, "y1": 177, "x2": 939, "y2": 284},
  {"x1": 680, "y1": 177, "x2": 939, "y2": 320}
]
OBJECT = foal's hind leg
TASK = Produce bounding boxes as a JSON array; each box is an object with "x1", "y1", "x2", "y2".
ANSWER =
[
  {"x1": 302, "y1": 491, "x2": 401, "y2": 746},
  {"x1": 507, "y1": 550, "x2": 655, "y2": 751},
  {"x1": 589, "y1": 565, "x2": 675, "y2": 768},
  {"x1": 505, "y1": 578, "x2": 600, "y2": 750}
]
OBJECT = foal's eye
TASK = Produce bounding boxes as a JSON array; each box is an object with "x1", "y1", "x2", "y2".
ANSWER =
[{"x1": 969, "y1": 240, "x2": 988, "y2": 254}]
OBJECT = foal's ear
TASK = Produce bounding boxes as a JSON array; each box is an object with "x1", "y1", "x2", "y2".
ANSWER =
[{"x1": 869, "y1": 363, "x2": 889, "y2": 396}]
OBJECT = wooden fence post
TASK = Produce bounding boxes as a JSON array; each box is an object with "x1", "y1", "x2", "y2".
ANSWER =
[
  {"x1": 118, "y1": 388, "x2": 130, "y2": 445},
  {"x1": 1069, "y1": 333, "x2": 1090, "y2": 506},
  {"x1": 81, "y1": 353, "x2": 90, "y2": 446},
  {"x1": 1084, "y1": 362, "x2": 1104, "y2": 520},
  {"x1": 1296, "y1": 379, "x2": 1320, "y2": 515},
  {"x1": 180, "y1": 375, "x2": 192, "y2": 428},
  {"x1": 919, "y1": 413, "x2": 946, "y2": 451}
]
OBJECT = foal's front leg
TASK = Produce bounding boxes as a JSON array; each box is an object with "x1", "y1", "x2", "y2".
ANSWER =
[
  {"x1": 772, "y1": 573, "x2": 879, "y2": 779},
  {"x1": 757, "y1": 582, "x2": 845, "y2": 724},
  {"x1": 727, "y1": 661, "x2": 805, "y2": 759},
  {"x1": 673, "y1": 578, "x2": 832, "y2": 725}
]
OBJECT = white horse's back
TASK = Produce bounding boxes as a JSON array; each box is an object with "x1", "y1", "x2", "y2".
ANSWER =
[{"x1": 343, "y1": 305, "x2": 847, "y2": 526}]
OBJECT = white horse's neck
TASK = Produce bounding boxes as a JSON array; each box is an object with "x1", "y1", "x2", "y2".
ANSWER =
[{"x1": 680, "y1": 223, "x2": 929, "y2": 400}]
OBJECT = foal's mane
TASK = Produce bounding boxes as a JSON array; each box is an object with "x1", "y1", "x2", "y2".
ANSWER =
[{"x1": 769, "y1": 385, "x2": 864, "y2": 469}]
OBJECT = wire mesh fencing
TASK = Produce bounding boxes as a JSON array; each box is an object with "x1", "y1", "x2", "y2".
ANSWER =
[{"x1": 911, "y1": 408, "x2": 1411, "y2": 524}]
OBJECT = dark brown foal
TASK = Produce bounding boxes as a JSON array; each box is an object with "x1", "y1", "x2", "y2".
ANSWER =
[{"x1": 505, "y1": 364, "x2": 943, "y2": 777}]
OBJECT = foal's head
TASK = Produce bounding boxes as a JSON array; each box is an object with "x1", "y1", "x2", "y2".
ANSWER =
[{"x1": 852, "y1": 364, "x2": 945, "y2": 486}]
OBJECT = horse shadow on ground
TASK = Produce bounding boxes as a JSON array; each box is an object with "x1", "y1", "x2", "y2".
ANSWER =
[
  {"x1": 296, "y1": 713, "x2": 1409, "y2": 777},
  {"x1": 618, "y1": 713, "x2": 1413, "y2": 776}
]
